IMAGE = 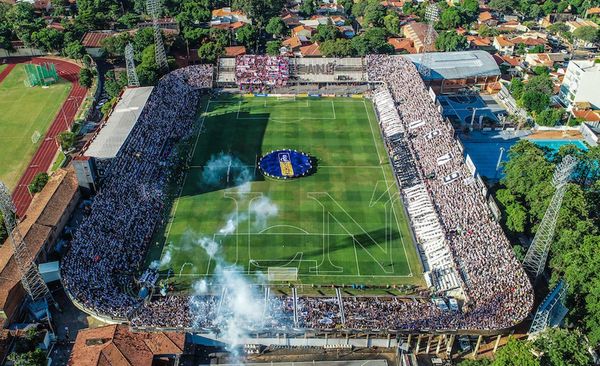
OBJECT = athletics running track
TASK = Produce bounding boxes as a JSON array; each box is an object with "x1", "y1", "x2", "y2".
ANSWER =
[{"x1": 0, "y1": 58, "x2": 86, "y2": 217}]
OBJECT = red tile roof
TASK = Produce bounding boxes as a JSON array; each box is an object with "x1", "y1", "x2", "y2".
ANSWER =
[
  {"x1": 224, "y1": 46, "x2": 246, "y2": 57},
  {"x1": 300, "y1": 42, "x2": 321, "y2": 56},
  {"x1": 69, "y1": 325, "x2": 185, "y2": 366},
  {"x1": 82, "y1": 31, "x2": 116, "y2": 48}
]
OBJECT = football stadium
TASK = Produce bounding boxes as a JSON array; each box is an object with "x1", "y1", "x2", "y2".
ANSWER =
[{"x1": 63, "y1": 55, "x2": 534, "y2": 342}]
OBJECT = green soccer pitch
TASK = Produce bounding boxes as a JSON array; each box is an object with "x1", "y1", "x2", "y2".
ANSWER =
[
  {"x1": 0, "y1": 64, "x2": 71, "y2": 189},
  {"x1": 151, "y1": 96, "x2": 424, "y2": 287}
]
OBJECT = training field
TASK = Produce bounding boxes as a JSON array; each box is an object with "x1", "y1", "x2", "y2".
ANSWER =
[
  {"x1": 0, "y1": 64, "x2": 71, "y2": 189},
  {"x1": 153, "y1": 96, "x2": 423, "y2": 286}
]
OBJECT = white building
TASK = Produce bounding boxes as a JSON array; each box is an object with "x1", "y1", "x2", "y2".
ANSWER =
[{"x1": 559, "y1": 60, "x2": 600, "y2": 110}]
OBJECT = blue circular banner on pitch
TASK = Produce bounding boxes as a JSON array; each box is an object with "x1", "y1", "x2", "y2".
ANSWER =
[{"x1": 258, "y1": 149, "x2": 312, "y2": 179}]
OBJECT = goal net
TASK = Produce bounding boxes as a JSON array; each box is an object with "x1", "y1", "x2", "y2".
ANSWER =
[
  {"x1": 276, "y1": 95, "x2": 296, "y2": 101},
  {"x1": 267, "y1": 267, "x2": 298, "y2": 281}
]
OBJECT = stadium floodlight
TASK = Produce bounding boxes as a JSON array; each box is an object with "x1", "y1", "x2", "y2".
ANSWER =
[
  {"x1": 528, "y1": 279, "x2": 569, "y2": 339},
  {"x1": 418, "y1": 3, "x2": 440, "y2": 79},
  {"x1": 522, "y1": 155, "x2": 578, "y2": 282},
  {"x1": 146, "y1": 0, "x2": 168, "y2": 71},
  {"x1": 0, "y1": 182, "x2": 52, "y2": 303},
  {"x1": 125, "y1": 43, "x2": 140, "y2": 87}
]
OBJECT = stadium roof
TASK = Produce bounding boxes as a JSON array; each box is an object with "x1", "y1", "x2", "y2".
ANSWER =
[
  {"x1": 402, "y1": 51, "x2": 500, "y2": 81},
  {"x1": 85, "y1": 86, "x2": 153, "y2": 159}
]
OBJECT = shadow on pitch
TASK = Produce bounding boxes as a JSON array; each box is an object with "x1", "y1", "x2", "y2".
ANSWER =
[{"x1": 180, "y1": 100, "x2": 270, "y2": 197}]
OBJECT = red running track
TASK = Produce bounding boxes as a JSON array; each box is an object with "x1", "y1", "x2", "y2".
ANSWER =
[
  {"x1": 3, "y1": 58, "x2": 87, "y2": 217},
  {"x1": 0, "y1": 63, "x2": 16, "y2": 83}
]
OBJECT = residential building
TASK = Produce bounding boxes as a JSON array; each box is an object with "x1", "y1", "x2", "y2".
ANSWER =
[
  {"x1": 0, "y1": 168, "x2": 80, "y2": 327},
  {"x1": 478, "y1": 11, "x2": 497, "y2": 26},
  {"x1": 224, "y1": 46, "x2": 246, "y2": 57},
  {"x1": 81, "y1": 31, "x2": 116, "y2": 58},
  {"x1": 388, "y1": 37, "x2": 417, "y2": 54},
  {"x1": 402, "y1": 22, "x2": 437, "y2": 52},
  {"x1": 559, "y1": 59, "x2": 600, "y2": 110},
  {"x1": 300, "y1": 42, "x2": 321, "y2": 56},
  {"x1": 524, "y1": 53, "x2": 566, "y2": 68},
  {"x1": 68, "y1": 325, "x2": 186, "y2": 366},
  {"x1": 493, "y1": 36, "x2": 515, "y2": 55},
  {"x1": 292, "y1": 25, "x2": 314, "y2": 38},
  {"x1": 210, "y1": 7, "x2": 251, "y2": 26}
]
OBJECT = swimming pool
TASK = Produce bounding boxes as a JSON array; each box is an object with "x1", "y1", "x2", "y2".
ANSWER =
[{"x1": 461, "y1": 138, "x2": 588, "y2": 179}]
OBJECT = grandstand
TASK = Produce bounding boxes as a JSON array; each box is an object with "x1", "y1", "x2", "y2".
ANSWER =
[
  {"x1": 217, "y1": 57, "x2": 367, "y2": 87},
  {"x1": 62, "y1": 54, "x2": 533, "y2": 344}
]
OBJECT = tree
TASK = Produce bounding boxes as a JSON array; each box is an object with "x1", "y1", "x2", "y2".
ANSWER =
[
  {"x1": 6, "y1": 2, "x2": 44, "y2": 46},
  {"x1": 438, "y1": 7, "x2": 463, "y2": 29},
  {"x1": 57, "y1": 130, "x2": 76, "y2": 151},
  {"x1": 232, "y1": 0, "x2": 285, "y2": 26},
  {"x1": 197, "y1": 41, "x2": 224, "y2": 63},
  {"x1": 460, "y1": 0, "x2": 480, "y2": 19},
  {"x1": 101, "y1": 33, "x2": 133, "y2": 58},
  {"x1": 478, "y1": 24, "x2": 499, "y2": 37},
  {"x1": 547, "y1": 22, "x2": 570, "y2": 34},
  {"x1": 176, "y1": 0, "x2": 211, "y2": 33},
  {"x1": 457, "y1": 359, "x2": 491, "y2": 366},
  {"x1": 266, "y1": 40, "x2": 282, "y2": 55},
  {"x1": 78, "y1": 68, "x2": 93, "y2": 88},
  {"x1": 28, "y1": 172, "x2": 49, "y2": 194},
  {"x1": 535, "y1": 108, "x2": 564, "y2": 126},
  {"x1": 534, "y1": 326, "x2": 592, "y2": 365},
  {"x1": 528, "y1": 44, "x2": 545, "y2": 53},
  {"x1": 542, "y1": 0, "x2": 557, "y2": 14},
  {"x1": 383, "y1": 12, "x2": 401, "y2": 35},
  {"x1": 313, "y1": 24, "x2": 340, "y2": 42},
  {"x1": 351, "y1": 27, "x2": 394, "y2": 55},
  {"x1": 489, "y1": 0, "x2": 518, "y2": 12},
  {"x1": 31, "y1": 28, "x2": 64, "y2": 52},
  {"x1": 265, "y1": 16, "x2": 287, "y2": 38},
  {"x1": 573, "y1": 25, "x2": 599, "y2": 43},
  {"x1": 135, "y1": 44, "x2": 160, "y2": 85},
  {"x1": 104, "y1": 70, "x2": 127, "y2": 98},
  {"x1": 320, "y1": 38, "x2": 354, "y2": 57},
  {"x1": 300, "y1": 0, "x2": 316, "y2": 17},
  {"x1": 510, "y1": 78, "x2": 525, "y2": 100},
  {"x1": 8, "y1": 348, "x2": 46, "y2": 366},
  {"x1": 493, "y1": 338, "x2": 539, "y2": 366},
  {"x1": 63, "y1": 40, "x2": 86, "y2": 60},
  {"x1": 435, "y1": 30, "x2": 469, "y2": 51},
  {"x1": 235, "y1": 24, "x2": 258, "y2": 50},
  {"x1": 363, "y1": 0, "x2": 386, "y2": 26}
]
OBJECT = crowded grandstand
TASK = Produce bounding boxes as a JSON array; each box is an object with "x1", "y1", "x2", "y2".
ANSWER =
[{"x1": 61, "y1": 55, "x2": 533, "y2": 333}]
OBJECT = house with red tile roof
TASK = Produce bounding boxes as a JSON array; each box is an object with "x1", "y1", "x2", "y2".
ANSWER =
[
  {"x1": 493, "y1": 35, "x2": 515, "y2": 55},
  {"x1": 388, "y1": 37, "x2": 417, "y2": 53},
  {"x1": 224, "y1": 46, "x2": 247, "y2": 57},
  {"x1": 300, "y1": 42, "x2": 322, "y2": 56},
  {"x1": 68, "y1": 325, "x2": 186, "y2": 366},
  {"x1": 81, "y1": 31, "x2": 117, "y2": 58}
]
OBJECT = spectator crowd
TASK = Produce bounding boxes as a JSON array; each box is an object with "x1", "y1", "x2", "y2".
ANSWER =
[{"x1": 235, "y1": 55, "x2": 289, "y2": 91}]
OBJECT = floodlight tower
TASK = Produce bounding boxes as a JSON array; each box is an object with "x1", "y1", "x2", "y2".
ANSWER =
[
  {"x1": 125, "y1": 43, "x2": 140, "y2": 87},
  {"x1": 522, "y1": 155, "x2": 578, "y2": 282},
  {"x1": 0, "y1": 182, "x2": 52, "y2": 303},
  {"x1": 418, "y1": 3, "x2": 440, "y2": 79},
  {"x1": 528, "y1": 279, "x2": 569, "y2": 339},
  {"x1": 146, "y1": 0, "x2": 168, "y2": 71}
]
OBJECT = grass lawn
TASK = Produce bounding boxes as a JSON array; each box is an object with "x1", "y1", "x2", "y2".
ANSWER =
[
  {"x1": 0, "y1": 64, "x2": 71, "y2": 189},
  {"x1": 150, "y1": 96, "x2": 423, "y2": 288}
]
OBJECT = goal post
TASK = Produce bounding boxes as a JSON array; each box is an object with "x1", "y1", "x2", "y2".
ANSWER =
[{"x1": 267, "y1": 267, "x2": 298, "y2": 281}]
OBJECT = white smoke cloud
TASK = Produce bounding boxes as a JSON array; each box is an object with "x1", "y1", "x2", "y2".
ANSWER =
[
  {"x1": 187, "y1": 153, "x2": 285, "y2": 359},
  {"x1": 150, "y1": 248, "x2": 172, "y2": 270},
  {"x1": 249, "y1": 196, "x2": 279, "y2": 229},
  {"x1": 201, "y1": 153, "x2": 253, "y2": 191}
]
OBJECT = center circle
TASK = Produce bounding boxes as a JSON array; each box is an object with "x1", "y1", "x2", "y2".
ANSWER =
[{"x1": 258, "y1": 149, "x2": 314, "y2": 179}]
